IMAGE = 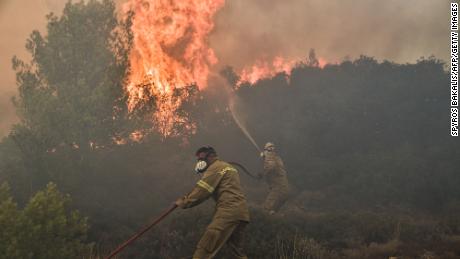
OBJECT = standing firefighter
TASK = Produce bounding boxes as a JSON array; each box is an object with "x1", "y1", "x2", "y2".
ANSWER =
[
  {"x1": 259, "y1": 142, "x2": 290, "y2": 215},
  {"x1": 175, "y1": 146, "x2": 250, "y2": 259}
]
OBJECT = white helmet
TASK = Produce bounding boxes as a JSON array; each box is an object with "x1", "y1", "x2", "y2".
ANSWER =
[{"x1": 264, "y1": 142, "x2": 275, "y2": 151}]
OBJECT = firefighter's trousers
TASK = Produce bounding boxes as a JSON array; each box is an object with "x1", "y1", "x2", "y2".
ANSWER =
[
  {"x1": 193, "y1": 218, "x2": 248, "y2": 259},
  {"x1": 264, "y1": 186, "x2": 289, "y2": 212}
]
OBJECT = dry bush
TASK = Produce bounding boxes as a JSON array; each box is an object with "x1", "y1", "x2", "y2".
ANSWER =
[
  {"x1": 276, "y1": 236, "x2": 339, "y2": 259},
  {"x1": 342, "y1": 239, "x2": 401, "y2": 259}
]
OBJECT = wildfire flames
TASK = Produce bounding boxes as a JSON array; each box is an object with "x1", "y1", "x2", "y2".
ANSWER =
[
  {"x1": 122, "y1": 0, "x2": 224, "y2": 136},
  {"x1": 237, "y1": 57, "x2": 298, "y2": 85},
  {"x1": 122, "y1": 0, "x2": 328, "y2": 137},
  {"x1": 238, "y1": 56, "x2": 328, "y2": 85}
]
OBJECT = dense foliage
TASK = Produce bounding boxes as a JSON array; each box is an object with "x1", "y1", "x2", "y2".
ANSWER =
[
  {"x1": 0, "y1": 0, "x2": 458, "y2": 258},
  {"x1": 0, "y1": 183, "x2": 90, "y2": 258}
]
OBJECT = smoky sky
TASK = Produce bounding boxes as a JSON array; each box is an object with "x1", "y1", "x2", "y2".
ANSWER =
[
  {"x1": 0, "y1": 0, "x2": 451, "y2": 137},
  {"x1": 0, "y1": 0, "x2": 65, "y2": 137},
  {"x1": 210, "y1": 0, "x2": 450, "y2": 71}
]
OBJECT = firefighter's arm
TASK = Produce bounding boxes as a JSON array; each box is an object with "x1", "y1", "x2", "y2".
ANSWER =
[
  {"x1": 263, "y1": 157, "x2": 277, "y2": 172},
  {"x1": 175, "y1": 184, "x2": 211, "y2": 209},
  {"x1": 175, "y1": 174, "x2": 222, "y2": 209}
]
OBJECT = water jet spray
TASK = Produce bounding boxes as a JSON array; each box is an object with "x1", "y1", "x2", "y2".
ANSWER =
[{"x1": 228, "y1": 94, "x2": 262, "y2": 153}]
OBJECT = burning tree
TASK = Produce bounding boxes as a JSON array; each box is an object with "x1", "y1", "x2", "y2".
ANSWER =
[{"x1": 122, "y1": 0, "x2": 224, "y2": 137}]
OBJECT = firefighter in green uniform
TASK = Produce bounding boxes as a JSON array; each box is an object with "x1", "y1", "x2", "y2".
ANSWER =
[
  {"x1": 175, "y1": 146, "x2": 250, "y2": 259},
  {"x1": 259, "y1": 142, "x2": 290, "y2": 215}
]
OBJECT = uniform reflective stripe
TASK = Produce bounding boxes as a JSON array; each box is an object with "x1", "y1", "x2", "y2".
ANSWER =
[
  {"x1": 197, "y1": 180, "x2": 214, "y2": 193},
  {"x1": 218, "y1": 166, "x2": 237, "y2": 175},
  {"x1": 197, "y1": 167, "x2": 237, "y2": 193}
]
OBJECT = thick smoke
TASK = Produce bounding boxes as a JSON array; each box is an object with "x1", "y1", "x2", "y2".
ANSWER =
[{"x1": 210, "y1": 0, "x2": 450, "y2": 72}]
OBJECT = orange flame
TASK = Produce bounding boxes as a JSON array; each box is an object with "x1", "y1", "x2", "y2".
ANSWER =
[
  {"x1": 122, "y1": 0, "x2": 224, "y2": 137},
  {"x1": 237, "y1": 56, "x2": 329, "y2": 86},
  {"x1": 122, "y1": 0, "x2": 331, "y2": 137},
  {"x1": 237, "y1": 56, "x2": 298, "y2": 85}
]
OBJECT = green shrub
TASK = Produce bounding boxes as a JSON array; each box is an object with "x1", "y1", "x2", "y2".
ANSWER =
[{"x1": 0, "y1": 182, "x2": 91, "y2": 259}]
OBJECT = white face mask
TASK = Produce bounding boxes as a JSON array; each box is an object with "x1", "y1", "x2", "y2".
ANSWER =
[
  {"x1": 262, "y1": 149, "x2": 273, "y2": 157},
  {"x1": 195, "y1": 160, "x2": 208, "y2": 174}
]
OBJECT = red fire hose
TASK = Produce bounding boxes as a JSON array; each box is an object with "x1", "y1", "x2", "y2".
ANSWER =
[
  {"x1": 104, "y1": 162, "x2": 253, "y2": 258},
  {"x1": 104, "y1": 204, "x2": 177, "y2": 259}
]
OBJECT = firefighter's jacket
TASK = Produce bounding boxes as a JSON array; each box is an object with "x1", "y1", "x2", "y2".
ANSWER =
[
  {"x1": 176, "y1": 159, "x2": 250, "y2": 222},
  {"x1": 263, "y1": 151, "x2": 289, "y2": 191}
]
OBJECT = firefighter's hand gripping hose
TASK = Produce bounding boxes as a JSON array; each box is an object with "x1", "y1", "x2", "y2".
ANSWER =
[{"x1": 104, "y1": 204, "x2": 177, "y2": 259}]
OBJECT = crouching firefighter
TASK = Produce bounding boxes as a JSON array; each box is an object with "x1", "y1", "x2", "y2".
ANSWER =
[
  {"x1": 259, "y1": 142, "x2": 290, "y2": 215},
  {"x1": 175, "y1": 146, "x2": 250, "y2": 259}
]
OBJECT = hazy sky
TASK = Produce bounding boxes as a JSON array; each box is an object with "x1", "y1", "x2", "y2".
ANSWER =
[
  {"x1": 210, "y1": 0, "x2": 450, "y2": 70},
  {"x1": 0, "y1": 0, "x2": 62, "y2": 136},
  {"x1": 0, "y1": 0, "x2": 451, "y2": 137}
]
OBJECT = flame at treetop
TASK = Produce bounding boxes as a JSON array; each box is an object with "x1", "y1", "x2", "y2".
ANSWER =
[
  {"x1": 237, "y1": 56, "x2": 328, "y2": 86},
  {"x1": 122, "y1": 0, "x2": 225, "y2": 137},
  {"x1": 122, "y1": 0, "x2": 330, "y2": 138}
]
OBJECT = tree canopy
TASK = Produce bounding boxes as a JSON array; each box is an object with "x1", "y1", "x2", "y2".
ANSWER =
[{"x1": 11, "y1": 0, "x2": 130, "y2": 152}]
